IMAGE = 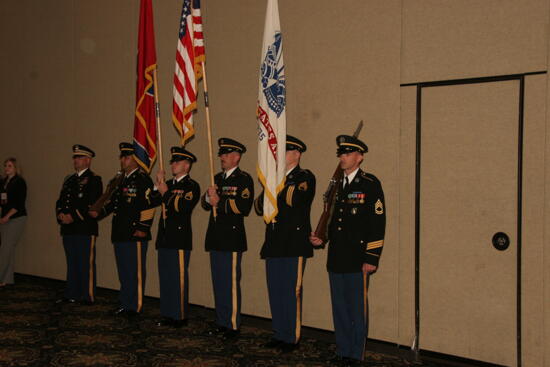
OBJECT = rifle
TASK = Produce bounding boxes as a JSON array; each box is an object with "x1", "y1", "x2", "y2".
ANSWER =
[
  {"x1": 89, "y1": 171, "x2": 124, "y2": 213},
  {"x1": 313, "y1": 120, "x2": 363, "y2": 245}
]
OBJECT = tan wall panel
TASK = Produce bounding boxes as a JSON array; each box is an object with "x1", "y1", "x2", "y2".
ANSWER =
[
  {"x1": 420, "y1": 82, "x2": 518, "y2": 365},
  {"x1": 401, "y1": 0, "x2": 548, "y2": 84},
  {"x1": 1, "y1": 0, "x2": 76, "y2": 280},
  {"x1": 523, "y1": 75, "x2": 546, "y2": 367},
  {"x1": 397, "y1": 86, "x2": 417, "y2": 346},
  {"x1": 545, "y1": 33, "x2": 550, "y2": 367}
]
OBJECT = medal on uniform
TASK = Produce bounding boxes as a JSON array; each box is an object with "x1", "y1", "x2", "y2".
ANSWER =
[{"x1": 351, "y1": 207, "x2": 358, "y2": 215}]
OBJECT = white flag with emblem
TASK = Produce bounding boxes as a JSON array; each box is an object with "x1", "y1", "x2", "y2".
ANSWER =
[{"x1": 256, "y1": 0, "x2": 286, "y2": 224}]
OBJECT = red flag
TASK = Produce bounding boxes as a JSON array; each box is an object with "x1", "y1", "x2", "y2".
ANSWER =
[
  {"x1": 133, "y1": 0, "x2": 158, "y2": 173},
  {"x1": 172, "y1": 0, "x2": 205, "y2": 145}
]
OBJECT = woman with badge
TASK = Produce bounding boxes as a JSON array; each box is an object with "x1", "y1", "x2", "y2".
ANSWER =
[{"x1": 0, "y1": 157, "x2": 27, "y2": 288}]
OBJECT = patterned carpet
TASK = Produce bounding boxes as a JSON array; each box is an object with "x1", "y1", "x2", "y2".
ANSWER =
[{"x1": 0, "y1": 274, "x2": 438, "y2": 367}]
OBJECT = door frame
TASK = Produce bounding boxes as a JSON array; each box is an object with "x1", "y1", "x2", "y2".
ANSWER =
[{"x1": 401, "y1": 71, "x2": 546, "y2": 367}]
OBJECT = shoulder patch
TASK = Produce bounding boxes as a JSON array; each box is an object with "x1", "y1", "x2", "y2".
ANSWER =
[
  {"x1": 241, "y1": 188, "x2": 251, "y2": 199},
  {"x1": 360, "y1": 171, "x2": 374, "y2": 181},
  {"x1": 298, "y1": 181, "x2": 308, "y2": 191},
  {"x1": 185, "y1": 191, "x2": 194, "y2": 200}
]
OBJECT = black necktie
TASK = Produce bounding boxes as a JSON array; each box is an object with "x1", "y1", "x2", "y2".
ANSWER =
[
  {"x1": 343, "y1": 176, "x2": 349, "y2": 191},
  {"x1": 222, "y1": 172, "x2": 227, "y2": 180}
]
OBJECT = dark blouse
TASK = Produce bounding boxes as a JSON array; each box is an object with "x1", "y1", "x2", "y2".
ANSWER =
[{"x1": 1, "y1": 174, "x2": 27, "y2": 219}]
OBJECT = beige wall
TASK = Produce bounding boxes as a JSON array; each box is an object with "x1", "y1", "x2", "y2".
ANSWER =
[{"x1": 1, "y1": 0, "x2": 549, "y2": 365}]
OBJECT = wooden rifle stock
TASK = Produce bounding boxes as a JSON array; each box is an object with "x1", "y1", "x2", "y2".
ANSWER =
[
  {"x1": 313, "y1": 166, "x2": 344, "y2": 244},
  {"x1": 90, "y1": 171, "x2": 124, "y2": 213},
  {"x1": 313, "y1": 120, "x2": 364, "y2": 245}
]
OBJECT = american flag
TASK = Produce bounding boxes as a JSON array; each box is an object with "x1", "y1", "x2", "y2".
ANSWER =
[{"x1": 172, "y1": 0, "x2": 205, "y2": 145}]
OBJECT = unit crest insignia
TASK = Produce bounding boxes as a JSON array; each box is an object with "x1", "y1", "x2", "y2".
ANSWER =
[{"x1": 261, "y1": 32, "x2": 285, "y2": 117}]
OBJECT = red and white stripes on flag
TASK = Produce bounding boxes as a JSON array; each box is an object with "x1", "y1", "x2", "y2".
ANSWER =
[
  {"x1": 257, "y1": 0, "x2": 286, "y2": 224},
  {"x1": 172, "y1": 0, "x2": 205, "y2": 145}
]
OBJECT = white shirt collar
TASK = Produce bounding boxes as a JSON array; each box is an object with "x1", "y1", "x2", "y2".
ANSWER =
[
  {"x1": 224, "y1": 166, "x2": 238, "y2": 178},
  {"x1": 125, "y1": 168, "x2": 139, "y2": 178},
  {"x1": 174, "y1": 174, "x2": 188, "y2": 183},
  {"x1": 344, "y1": 168, "x2": 360, "y2": 187},
  {"x1": 76, "y1": 168, "x2": 89, "y2": 177}
]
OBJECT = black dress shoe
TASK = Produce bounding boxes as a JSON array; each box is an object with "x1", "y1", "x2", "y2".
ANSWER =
[
  {"x1": 156, "y1": 317, "x2": 174, "y2": 327},
  {"x1": 262, "y1": 338, "x2": 284, "y2": 348},
  {"x1": 279, "y1": 342, "x2": 299, "y2": 354},
  {"x1": 55, "y1": 298, "x2": 76, "y2": 305},
  {"x1": 172, "y1": 319, "x2": 188, "y2": 328},
  {"x1": 222, "y1": 329, "x2": 240, "y2": 340},
  {"x1": 79, "y1": 300, "x2": 94, "y2": 306},
  {"x1": 326, "y1": 355, "x2": 345, "y2": 366},
  {"x1": 156, "y1": 318, "x2": 188, "y2": 328},
  {"x1": 342, "y1": 357, "x2": 362, "y2": 367},
  {"x1": 113, "y1": 307, "x2": 127, "y2": 315},
  {"x1": 207, "y1": 325, "x2": 227, "y2": 335},
  {"x1": 124, "y1": 310, "x2": 139, "y2": 318},
  {"x1": 113, "y1": 307, "x2": 138, "y2": 317}
]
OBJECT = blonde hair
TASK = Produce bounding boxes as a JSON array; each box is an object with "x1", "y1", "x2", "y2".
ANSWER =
[{"x1": 4, "y1": 157, "x2": 22, "y2": 178}]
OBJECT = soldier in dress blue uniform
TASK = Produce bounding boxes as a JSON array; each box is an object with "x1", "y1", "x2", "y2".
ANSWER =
[
  {"x1": 310, "y1": 135, "x2": 386, "y2": 366},
  {"x1": 202, "y1": 138, "x2": 254, "y2": 340},
  {"x1": 55, "y1": 145, "x2": 103, "y2": 305},
  {"x1": 90, "y1": 142, "x2": 157, "y2": 316},
  {"x1": 154, "y1": 147, "x2": 200, "y2": 328},
  {"x1": 254, "y1": 135, "x2": 316, "y2": 353}
]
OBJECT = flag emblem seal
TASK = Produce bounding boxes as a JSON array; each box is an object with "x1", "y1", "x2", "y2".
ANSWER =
[{"x1": 261, "y1": 32, "x2": 285, "y2": 117}]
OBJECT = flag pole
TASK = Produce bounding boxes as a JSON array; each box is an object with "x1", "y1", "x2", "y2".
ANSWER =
[
  {"x1": 200, "y1": 60, "x2": 217, "y2": 218},
  {"x1": 152, "y1": 68, "x2": 167, "y2": 226},
  {"x1": 153, "y1": 68, "x2": 164, "y2": 172}
]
